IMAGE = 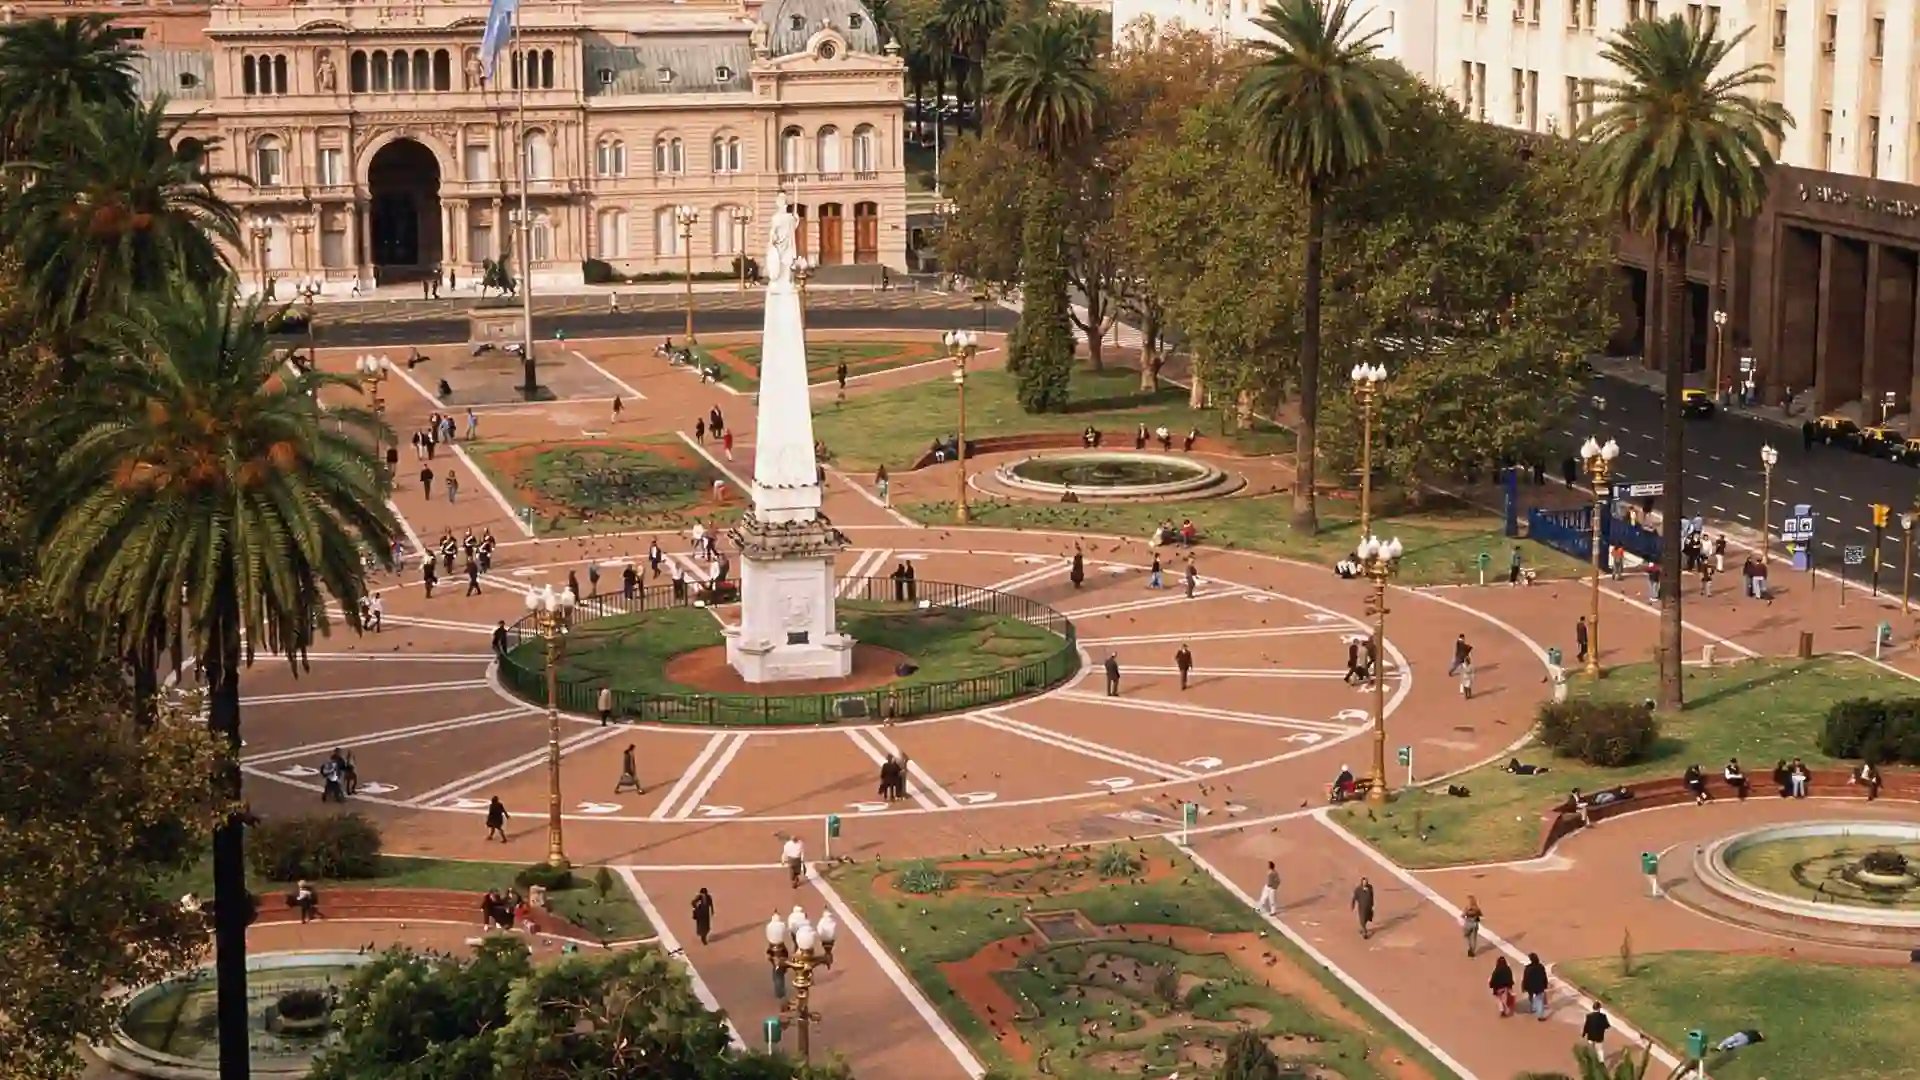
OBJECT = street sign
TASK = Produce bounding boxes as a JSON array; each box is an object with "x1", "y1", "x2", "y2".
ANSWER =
[
  {"x1": 1782, "y1": 505, "x2": 1817, "y2": 544},
  {"x1": 1611, "y1": 481, "x2": 1664, "y2": 500},
  {"x1": 1739, "y1": 356, "x2": 1755, "y2": 372},
  {"x1": 1846, "y1": 545, "x2": 1868, "y2": 565}
]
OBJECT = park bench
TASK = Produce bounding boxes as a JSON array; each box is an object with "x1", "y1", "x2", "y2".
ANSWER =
[{"x1": 1536, "y1": 766, "x2": 1920, "y2": 854}]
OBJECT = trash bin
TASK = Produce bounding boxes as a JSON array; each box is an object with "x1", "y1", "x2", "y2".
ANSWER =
[
  {"x1": 1701, "y1": 643, "x2": 1717, "y2": 667},
  {"x1": 1798, "y1": 630, "x2": 1815, "y2": 658}
]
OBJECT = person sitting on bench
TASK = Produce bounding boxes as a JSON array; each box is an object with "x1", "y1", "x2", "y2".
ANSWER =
[
  {"x1": 1854, "y1": 760, "x2": 1883, "y2": 800},
  {"x1": 1723, "y1": 758, "x2": 1749, "y2": 799},
  {"x1": 288, "y1": 880, "x2": 320, "y2": 924},
  {"x1": 1684, "y1": 764, "x2": 1712, "y2": 805}
]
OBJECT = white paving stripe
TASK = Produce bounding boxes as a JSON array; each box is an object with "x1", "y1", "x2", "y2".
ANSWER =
[
  {"x1": 660, "y1": 732, "x2": 749, "y2": 820},
  {"x1": 245, "y1": 678, "x2": 491, "y2": 705},
  {"x1": 407, "y1": 726, "x2": 626, "y2": 806},
  {"x1": 860, "y1": 726, "x2": 962, "y2": 809},
  {"x1": 570, "y1": 348, "x2": 644, "y2": 399},
  {"x1": 648, "y1": 733, "x2": 732, "y2": 820},
  {"x1": 1123, "y1": 665, "x2": 1402, "y2": 680},
  {"x1": 242, "y1": 706, "x2": 535, "y2": 765},
  {"x1": 1063, "y1": 585, "x2": 1251, "y2": 621},
  {"x1": 1080, "y1": 623, "x2": 1355, "y2": 646},
  {"x1": 974, "y1": 709, "x2": 1191, "y2": 779},
  {"x1": 615, "y1": 868, "x2": 745, "y2": 1050},
  {"x1": 842, "y1": 727, "x2": 940, "y2": 811},
  {"x1": 1052, "y1": 690, "x2": 1357, "y2": 734}
]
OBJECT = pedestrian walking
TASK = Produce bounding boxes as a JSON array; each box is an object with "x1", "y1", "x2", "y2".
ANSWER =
[
  {"x1": 568, "y1": 570, "x2": 582, "y2": 601},
  {"x1": 875, "y1": 464, "x2": 890, "y2": 506},
  {"x1": 1174, "y1": 643, "x2": 1193, "y2": 690},
  {"x1": 1070, "y1": 545, "x2": 1085, "y2": 588},
  {"x1": 1184, "y1": 559, "x2": 1198, "y2": 598},
  {"x1": 1489, "y1": 956, "x2": 1517, "y2": 1016},
  {"x1": 1448, "y1": 634, "x2": 1472, "y2": 676},
  {"x1": 1645, "y1": 561, "x2": 1661, "y2": 603},
  {"x1": 1520, "y1": 953, "x2": 1550, "y2": 1019},
  {"x1": 1351, "y1": 878, "x2": 1376, "y2": 939},
  {"x1": 1104, "y1": 652, "x2": 1121, "y2": 697},
  {"x1": 723, "y1": 429, "x2": 734, "y2": 460},
  {"x1": 467, "y1": 407, "x2": 479, "y2": 440},
  {"x1": 781, "y1": 835, "x2": 805, "y2": 888},
  {"x1": 422, "y1": 559, "x2": 437, "y2": 598},
  {"x1": 588, "y1": 562, "x2": 602, "y2": 597},
  {"x1": 1462, "y1": 895, "x2": 1483, "y2": 957},
  {"x1": 1582, "y1": 1001, "x2": 1611, "y2": 1047},
  {"x1": 1508, "y1": 546, "x2": 1523, "y2": 585},
  {"x1": 420, "y1": 465, "x2": 434, "y2": 500},
  {"x1": 465, "y1": 559, "x2": 482, "y2": 596},
  {"x1": 1149, "y1": 554, "x2": 1164, "y2": 589},
  {"x1": 1459, "y1": 658, "x2": 1475, "y2": 699},
  {"x1": 1255, "y1": 861, "x2": 1279, "y2": 914},
  {"x1": 598, "y1": 686, "x2": 614, "y2": 725},
  {"x1": 691, "y1": 888, "x2": 715, "y2": 945},
  {"x1": 485, "y1": 796, "x2": 510, "y2": 842},
  {"x1": 1574, "y1": 616, "x2": 1590, "y2": 663},
  {"x1": 695, "y1": 417, "x2": 706, "y2": 442},
  {"x1": 492, "y1": 620, "x2": 509, "y2": 656},
  {"x1": 612, "y1": 395, "x2": 624, "y2": 423},
  {"x1": 616, "y1": 743, "x2": 642, "y2": 793},
  {"x1": 1344, "y1": 638, "x2": 1366, "y2": 685}
]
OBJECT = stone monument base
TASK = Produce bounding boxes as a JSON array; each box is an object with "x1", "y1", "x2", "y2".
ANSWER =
[
  {"x1": 725, "y1": 512, "x2": 853, "y2": 684},
  {"x1": 722, "y1": 625, "x2": 857, "y2": 683},
  {"x1": 468, "y1": 306, "x2": 525, "y2": 347}
]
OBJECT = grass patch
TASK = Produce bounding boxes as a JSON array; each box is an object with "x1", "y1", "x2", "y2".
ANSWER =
[
  {"x1": 685, "y1": 339, "x2": 941, "y2": 391},
  {"x1": 465, "y1": 439, "x2": 737, "y2": 537},
  {"x1": 811, "y1": 366, "x2": 1294, "y2": 470},
  {"x1": 904, "y1": 495, "x2": 1586, "y2": 588},
  {"x1": 826, "y1": 842, "x2": 1461, "y2": 1080},
  {"x1": 1333, "y1": 658, "x2": 1881, "y2": 868},
  {"x1": 167, "y1": 855, "x2": 654, "y2": 941},
  {"x1": 1559, "y1": 951, "x2": 1920, "y2": 1080},
  {"x1": 1722, "y1": 835, "x2": 1920, "y2": 908},
  {"x1": 525, "y1": 601, "x2": 1065, "y2": 693}
]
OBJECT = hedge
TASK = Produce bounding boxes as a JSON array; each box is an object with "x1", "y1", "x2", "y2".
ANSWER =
[
  {"x1": 1536, "y1": 699, "x2": 1660, "y2": 767},
  {"x1": 248, "y1": 813, "x2": 384, "y2": 882},
  {"x1": 1819, "y1": 696, "x2": 1920, "y2": 764}
]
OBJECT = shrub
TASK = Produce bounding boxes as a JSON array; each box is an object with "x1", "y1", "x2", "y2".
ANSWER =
[
  {"x1": 513, "y1": 863, "x2": 576, "y2": 891},
  {"x1": 275, "y1": 988, "x2": 330, "y2": 1022},
  {"x1": 1535, "y1": 700, "x2": 1659, "y2": 767},
  {"x1": 1819, "y1": 696, "x2": 1920, "y2": 764},
  {"x1": 581, "y1": 258, "x2": 616, "y2": 284},
  {"x1": 1093, "y1": 845, "x2": 1140, "y2": 879},
  {"x1": 895, "y1": 860, "x2": 951, "y2": 895},
  {"x1": 247, "y1": 813, "x2": 383, "y2": 881},
  {"x1": 1221, "y1": 1029, "x2": 1280, "y2": 1080}
]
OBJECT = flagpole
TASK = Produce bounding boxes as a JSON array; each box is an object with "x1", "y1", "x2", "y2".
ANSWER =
[{"x1": 513, "y1": 2, "x2": 537, "y2": 397}]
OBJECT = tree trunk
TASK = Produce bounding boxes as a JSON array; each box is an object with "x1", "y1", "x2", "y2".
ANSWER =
[
  {"x1": 1083, "y1": 282, "x2": 1104, "y2": 371},
  {"x1": 206, "y1": 587, "x2": 250, "y2": 1080},
  {"x1": 1141, "y1": 310, "x2": 1163, "y2": 392},
  {"x1": 522, "y1": 349, "x2": 538, "y2": 398},
  {"x1": 1293, "y1": 190, "x2": 1326, "y2": 535},
  {"x1": 1657, "y1": 226, "x2": 1687, "y2": 711},
  {"x1": 129, "y1": 633, "x2": 159, "y2": 728},
  {"x1": 1189, "y1": 350, "x2": 1205, "y2": 408}
]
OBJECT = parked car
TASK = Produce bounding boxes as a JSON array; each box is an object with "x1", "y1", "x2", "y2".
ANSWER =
[
  {"x1": 1898, "y1": 438, "x2": 1920, "y2": 466},
  {"x1": 1680, "y1": 388, "x2": 1716, "y2": 418},
  {"x1": 1855, "y1": 425, "x2": 1903, "y2": 458},
  {"x1": 1814, "y1": 414, "x2": 1861, "y2": 446}
]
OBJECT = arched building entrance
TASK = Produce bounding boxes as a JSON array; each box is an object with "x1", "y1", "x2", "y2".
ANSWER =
[{"x1": 367, "y1": 139, "x2": 442, "y2": 282}]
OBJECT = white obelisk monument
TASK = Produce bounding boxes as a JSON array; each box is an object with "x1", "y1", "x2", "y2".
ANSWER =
[{"x1": 724, "y1": 192, "x2": 855, "y2": 682}]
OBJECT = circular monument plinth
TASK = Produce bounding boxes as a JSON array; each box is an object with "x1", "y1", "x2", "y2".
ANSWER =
[
  {"x1": 1677, "y1": 821, "x2": 1920, "y2": 951},
  {"x1": 666, "y1": 643, "x2": 915, "y2": 694},
  {"x1": 993, "y1": 452, "x2": 1240, "y2": 502}
]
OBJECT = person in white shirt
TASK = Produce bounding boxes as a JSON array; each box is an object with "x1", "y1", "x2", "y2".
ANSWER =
[
  {"x1": 368, "y1": 593, "x2": 384, "y2": 632},
  {"x1": 781, "y1": 837, "x2": 805, "y2": 888}
]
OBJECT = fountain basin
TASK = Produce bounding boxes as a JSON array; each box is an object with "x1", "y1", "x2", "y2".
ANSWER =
[
  {"x1": 98, "y1": 950, "x2": 369, "y2": 1079},
  {"x1": 994, "y1": 452, "x2": 1235, "y2": 501}
]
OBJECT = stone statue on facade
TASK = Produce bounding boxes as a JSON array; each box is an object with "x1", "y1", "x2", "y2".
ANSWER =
[
  {"x1": 749, "y1": 20, "x2": 770, "y2": 57},
  {"x1": 765, "y1": 191, "x2": 797, "y2": 288},
  {"x1": 315, "y1": 51, "x2": 337, "y2": 92},
  {"x1": 464, "y1": 49, "x2": 483, "y2": 89}
]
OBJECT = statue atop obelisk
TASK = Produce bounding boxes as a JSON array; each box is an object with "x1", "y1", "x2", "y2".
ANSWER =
[{"x1": 724, "y1": 191, "x2": 854, "y2": 682}]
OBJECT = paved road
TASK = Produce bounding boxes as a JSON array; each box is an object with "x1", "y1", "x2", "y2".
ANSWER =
[
  {"x1": 290, "y1": 305, "x2": 1017, "y2": 348},
  {"x1": 1544, "y1": 374, "x2": 1920, "y2": 589}
]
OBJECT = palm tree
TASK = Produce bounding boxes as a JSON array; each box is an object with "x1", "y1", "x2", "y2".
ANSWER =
[
  {"x1": 936, "y1": 0, "x2": 1009, "y2": 133},
  {"x1": 1234, "y1": 0, "x2": 1397, "y2": 535},
  {"x1": 986, "y1": 17, "x2": 1101, "y2": 156},
  {"x1": 1580, "y1": 14, "x2": 1789, "y2": 710},
  {"x1": 0, "y1": 98, "x2": 242, "y2": 344},
  {"x1": 35, "y1": 279, "x2": 399, "y2": 1080},
  {"x1": 0, "y1": 13, "x2": 142, "y2": 163}
]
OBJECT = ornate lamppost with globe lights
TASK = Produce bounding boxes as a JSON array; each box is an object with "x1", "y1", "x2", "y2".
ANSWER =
[
  {"x1": 1350, "y1": 362, "x2": 1387, "y2": 536},
  {"x1": 1759, "y1": 444, "x2": 1779, "y2": 564},
  {"x1": 1579, "y1": 437, "x2": 1620, "y2": 677},
  {"x1": 355, "y1": 354, "x2": 391, "y2": 452},
  {"x1": 675, "y1": 205, "x2": 700, "y2": 340},
  {"x1": 944, "y1": 330, "x2": 978, "y2": 523},
  {"x1": 245, "y1": 214, "x2": 273, "y2": 296},
  {"x1": 1356, "y1": 535, "x2": 1403, "y2": 803},
  {"x1": 524, "y1": 584, "x2": 576, "y2": 869},
  {"x1": 765, "y1": 906, "x2": 839, "y2": 1061}
]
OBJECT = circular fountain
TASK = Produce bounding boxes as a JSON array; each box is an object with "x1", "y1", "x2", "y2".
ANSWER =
[
  {"x1": 994, "y1": 452, "x2": 1238, "y2": 501},
  {"x1": 99, "y1": 951, "x2": 370, "y2": 1079},
  {"x1": 1679, "y1": 821, "x2": 1920, "y2": 950}
]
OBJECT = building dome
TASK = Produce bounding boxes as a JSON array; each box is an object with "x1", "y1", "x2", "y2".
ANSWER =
[{"x1": 757, "y1": 0, "x2": 882, "y2": 57}]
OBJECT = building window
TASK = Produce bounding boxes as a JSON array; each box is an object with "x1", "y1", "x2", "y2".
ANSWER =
[
  {"x1": 1474, "y1": 64, "x2": 1487, "y2": 121},
  {"x1": 598, "y1": 210, "x2": 629, "y2": 258},
  {"x1": 790, "y1": 13, "x2": 805, "y2": 30},
  {"x1": 1820, "y1": 108, "x2": 1833, "y2": 170},
  {"x1": 1628, "y1": 0, "x2": 1640, "y2": 20},
  {"x1": 1525, "y1": 69, "x2": 1538, "y2": 131},
  {"x1": 523, "y1": 129, "x2": 553, "y2": 181},
  {"x1": 1772, "y1": 8, "x2": 1786, "y2": 48},
  {"x1": 1822, "y1": 12, "x2": 1837, "y2": 52},
  {"x1": 715, "y1": 65, "x2": 733, "y2": 81},
  {"x1": 1706, "y1": 4, "x2": 1719, "y2": 31},
  {"x1": 178, "y1": 71, "x2": 200, "y2": 90},
  {"x1": 542, "y1": 49, "x2": 555, "y2": 89},
  {"x1": 464, "y1": 142, "x2": 492, "y2": 181},
  {"x1": 468, "y1": 220, "x2": 494, "y2": 261},
  {"x1": 410, "y1": 49, "x2": 429, "y2": 90},
  {"x1": 1568, "y1": 0, "x2": 1580, "y2": 28},
  {"x1": 433, "y1": 49, "x2": 452, "y2": 91},
  {"x1": 321, "y1": 229, "x2": 347, "y2": 268},
  {"x1": 1646, "y1": 1, "x2": 1657, "y2": 18},
  {"x1": 253, "y1": 136, "x2": 283, "y2": 186},
  {"x1": 655, "y1": 207, "x2": 682, "y2": 256},
  {"x1": 1511, "y1": 68, "x2": 1525, "y2": 126},
  {"x1": 653, "y1": 135, "x2": 685, "y2": 174},
  {"x1": 1687, "y1": 3, "x2": 1700, "y2": 28},
  {"x1": 317, "y1": 147, "x2": 343, "y2": 186},
  {"x1": 849, "y1": 12, "x2": 864, "y2": 29},
  {"x1": 1868, "y1": 116, "x2": 1881, "y2": 177},
  {"x1": 711, "y1": 134, "x2": 742, "y2": 173},
  {"x1": 852, "y1": 124, "x2": 876, "y2": 174},
  {"x1": 597, "y1": 67, "x2": 614, "y2": 86},
  {"x1": 597, "y1": 139, "x2": 627, "y2": 177},
  {"x1": 512, "y1": 49, "x2": 556, "y2": 90},
  {"x1": 390, "y1": 50, "x2": 410, "y2": 91},
  {"x1": 1565, "y1": 76, "x2": 1580, "y2": 133},
  {"x1": 1580, "y1": 78, "x2": 1595, "y2": 127},
  {"x1": 712, "y1": 206, "x2": 740, "y2": 256},
  {"x1": 816, "y1": 126, "x2": 841, "y2": 174},
  {"x1": 531, "y1": 217, "x2": 552, "y2": 262},
  {"x1": 1527, "y1": 0, "x2": 1539, "y2": 23},
  {"x1": 242, "y1": 54, "x2": 288, "y2": 96},
  {"x1": 1873, "y1": 17, "x2": 1885, "y2": 58},
  {"x1": 370, "y1": 50, "x2": 390, "y2": 91},
  {"x1": 1461, "y1": 61, "x2": 1475, "y2": 112},
  {"x1": 1462, "y1": 0, "x2": 1474, "y2": 16},
  {"x1": 350, "y1": 50, "x2": 368, "y2": 92},
  {"x1": 779, "y1": 126, "x2": 803, "y2": 173}
]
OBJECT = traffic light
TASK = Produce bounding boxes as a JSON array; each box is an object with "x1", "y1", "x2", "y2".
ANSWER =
[{"x1": 1874, "y1": 503, "x2": 1891, "y2": 529}]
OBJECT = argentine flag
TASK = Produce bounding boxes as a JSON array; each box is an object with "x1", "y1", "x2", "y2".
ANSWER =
[{"x1": 480, "y1": 0, "x2": 518, "y2": 81}]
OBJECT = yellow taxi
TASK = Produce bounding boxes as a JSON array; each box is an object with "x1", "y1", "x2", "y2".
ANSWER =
[
  {"x1": 1900, "y1": 438, "x2": 1920, "y2": 466},
  {"x1": 1814, "y1": 414, "x2": 1860, "y2": 445},
  {"x1": 1679, "y1": 389, "x2": 1716, "y2": 418},
  {"x1": 1856, "y1": 425, "x2": 1903, "y2": 458}
]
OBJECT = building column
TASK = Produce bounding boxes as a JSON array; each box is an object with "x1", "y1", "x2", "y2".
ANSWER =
[
  {"x1": 1872, "y1": 244, "x2": 1920, "y2": 419},
  {"x1": 1774, "y1": 226, "x2": 1821, "y2": 404},
  {"x1": 1814, "y1": 233, "x2": 1867, "y2": 414},
  {"x1": 344, "y1": 200, "x2": 362, "y2": 285}
]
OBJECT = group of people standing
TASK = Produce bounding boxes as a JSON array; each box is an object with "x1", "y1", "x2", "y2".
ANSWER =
[{"x1": 876, "y1": 753, "x2": 913, "y2": 801}]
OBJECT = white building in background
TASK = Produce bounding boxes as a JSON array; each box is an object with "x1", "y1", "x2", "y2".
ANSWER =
[{"x1": 1108, "y1": 0, "x2": 1437, "y2": 82}]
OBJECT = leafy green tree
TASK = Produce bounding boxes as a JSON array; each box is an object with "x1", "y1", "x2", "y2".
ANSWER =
[
  {"x1": 1009, "y1": 181, "x2": 1074, "y2": 411},
  {"x1": 0, "y1": 99, "x2": 242, "y2": 345},
  {"x1": 1221, "y1": 1028, "x2": 1282, "y2": 1080},
  {"x1": 1234, "y1": 0, "x2": 1397, "y2": 534},
  {"x1": 0, "y1": 14, "x2": 141, "y2": 163},
  {"x1": 1581, "y1": 14, "x2": 1789, "y2": 710},
  {"x1": 35, "y1": 280, "x2": 400, "y2": 1080},
  {"x1": 0, "y1": 589, "x2": 230, "y2": 1080},
  {"x1": 936, "y1": 0, "x2": 1008, "y2": 132}
]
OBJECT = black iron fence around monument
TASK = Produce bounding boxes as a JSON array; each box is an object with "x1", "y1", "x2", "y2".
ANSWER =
[{"x1": 495, "y1": 576, "x2": 1079, "y2": 726}]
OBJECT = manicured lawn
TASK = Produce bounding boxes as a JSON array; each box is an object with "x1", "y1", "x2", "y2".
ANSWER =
[
  {"x1": 686, "y1": 339, "x2": 942, "y2": 391},
  {"x1": 169, "y1": 855, "x2": 655, "y2": 941},
  {"x1": 1333, "y1": 658, "x2": 1880, "y2": 869},
  {"x1": 464, "y1": 439, "x2": 738, "y2": 537},
  {"x1": 902, "y1": 495, "x2": 1589, "y2": 587},
  {"x1": 825, "y1": 842, "x2": 1461, "y2": 1080},
  {"x1": 811, "y1": 367, "x2": 1294, "y2": 469},
  {"x1": 526, "y1": 602, "x2": 1065, "y2": 694},
  {"x1": 1560, "y1": 951, "x2": 1920, "y2": 1080},
  {"x1": 1722, "y1": 834, "x2": 1920, "y2": 907}
]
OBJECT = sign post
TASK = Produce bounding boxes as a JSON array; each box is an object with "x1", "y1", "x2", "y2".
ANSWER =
[
  {"x1": 1640, "y1": 851, "x2": 1660, "y2": 897},
  {"x1": 1844, "y1": 545, "x2": 1868, "y2": 604},
  {"x1": 1476, "y1": 550, "x2": 1489, "y2": 586},
  {"x1": 824, "y1": 814, "x2": 841, "y2": 860},
  {"x1": 763, "y1": 1017, "x2": 783, "y2": 1053},
  {"x1": 1180, "y1": 801, "x2": 1198, "y2": 847},
  {"x1": 1397, "y1": 745, "x2": 1413, "y2": 787},
  {"x1": 1872, "y1": 504, "x2": 1890, "y2": 595},
  {"x1": 1784, "y1": 505, "x2": 1815, "y2": 573}
]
